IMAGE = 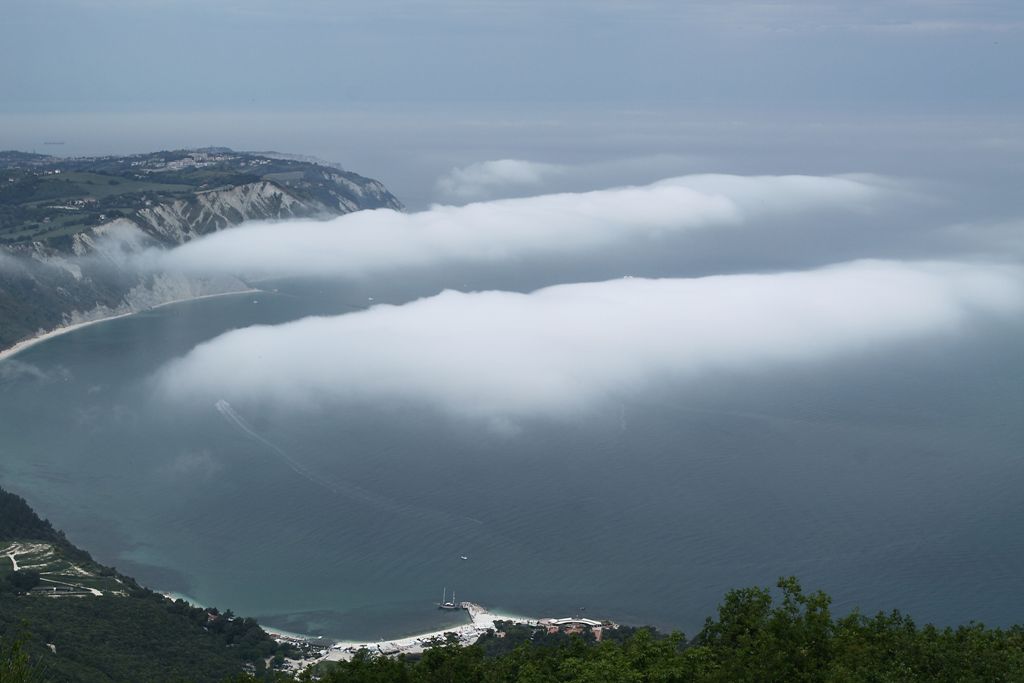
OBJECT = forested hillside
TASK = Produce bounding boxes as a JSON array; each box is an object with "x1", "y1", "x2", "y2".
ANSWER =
[
  {"x1": 0, "y1": 485, "x2": 297, "y2": 682},
  {"x1": 0, "y1": 487, "x2": 61, "y2": 543}
]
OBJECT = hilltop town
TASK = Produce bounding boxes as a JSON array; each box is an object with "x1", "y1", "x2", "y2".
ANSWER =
[{"x1": 0, "y1": 147, "x2": 401, "y2": 248}]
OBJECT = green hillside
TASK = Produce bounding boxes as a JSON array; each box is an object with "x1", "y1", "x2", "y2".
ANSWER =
[
  {"x1": 0, "y1": 148, "x2": 401, "y2": 247},
  {"x1": 0, "y1": 485, "x2": 299, "y2": 682}
]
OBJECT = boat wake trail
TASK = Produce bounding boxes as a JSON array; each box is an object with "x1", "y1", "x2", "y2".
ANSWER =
[
  {"x1": 213, "y1": 399, "x2": 484, "y2": 530},
  {"x1": 215, "y1": 399, "x2": 342, "y2": 493}
]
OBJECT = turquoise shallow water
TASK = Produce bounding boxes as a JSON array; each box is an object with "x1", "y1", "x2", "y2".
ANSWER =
[{"x1": 1, "y1": 283, "x2": 1022, "y2": 639}]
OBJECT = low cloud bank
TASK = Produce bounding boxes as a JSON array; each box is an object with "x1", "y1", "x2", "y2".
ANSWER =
[
  {"x1": 434, "y1": 155, "x2": 721, "y2": 203},
  {"x1": 154, "y1": 260, "x2": 1023, "y2": 423},
  {"x1": 943, "y1": 219, "x2": 1024, "y2": 259},
  {"x1": 152, "y1": 174, "x2": 889, "y2": 279},
  {"x1": 436, "y1": 159, "x2": 567, "y2": 200}
]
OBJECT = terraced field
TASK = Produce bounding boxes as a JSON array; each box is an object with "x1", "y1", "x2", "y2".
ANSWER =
[{"x1": 1, "y1": 541, "x2": 126, "y2": 596}]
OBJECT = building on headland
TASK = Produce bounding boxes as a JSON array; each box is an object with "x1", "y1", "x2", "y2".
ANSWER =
[{"x1": 539, "y1": 617, "x2": 611, "y2": 641}]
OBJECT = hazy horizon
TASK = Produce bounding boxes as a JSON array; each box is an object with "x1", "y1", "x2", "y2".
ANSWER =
[{"x1": 2, "y1": 1, "x2": 1022, "y2": 209}]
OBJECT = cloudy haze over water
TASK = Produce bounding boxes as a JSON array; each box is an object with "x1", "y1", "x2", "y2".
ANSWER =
[
  {"x1": 155, "y1": 260, "x2": 1024, "y2": 425},
  {"x1": 147, "y1": 161, "x2": 1024, "y2": 424},
  {"x1": 152, "y1": 173, "x2": 891, "y2": 278}
]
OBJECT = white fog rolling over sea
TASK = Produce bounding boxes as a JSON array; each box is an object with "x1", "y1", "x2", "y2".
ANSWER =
[
  {"x1": 3, "y1": 0, "x2": 1024, "y2": 662},
  {"x1": 435, "y1": 159, "x2": 570, "y2": 201},
  {"x1": 944, "y1": 219, "x2": 1024, "y2": 261},
  {"x1": 150, "y1": 173, "x2": 891, "y2": 279},
  {"x1": 148, "y1": 166, "x2": 1023, "y2": 426},
  {"x1": 154, "y1": 260, "x2": 1024, "y2": 423}
]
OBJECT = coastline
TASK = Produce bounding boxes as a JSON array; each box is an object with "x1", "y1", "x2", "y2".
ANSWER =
[
  {"x1": 2, "y1": 286, "x2": 563, "y2": 670},
  {"x1": 161, "y1": 589, "x2": 535, "y2": 672},
  {"x1": 279, "y1": 602, "x2": 537, "y2": 672},
  {"x1": 0, "y1": 288, "x2": 261, "y2": 363}
]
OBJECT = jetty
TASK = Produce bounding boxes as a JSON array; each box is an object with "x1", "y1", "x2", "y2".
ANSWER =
[{"x1": 305, "y1": 601, "x2": 537, "y2": 666}]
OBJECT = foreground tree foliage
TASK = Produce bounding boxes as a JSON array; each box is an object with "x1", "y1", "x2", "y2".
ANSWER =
[
  {"x1": 291, "y1": 578, "x2": 1024, "y2": 683},
  {"x1": 0, "y1": 635, "x2": 45, "y2": 683}
]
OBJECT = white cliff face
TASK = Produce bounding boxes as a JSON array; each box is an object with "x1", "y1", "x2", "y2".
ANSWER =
[
  {"x1": 0, "y1": 161, "x2": 403, "y2": 351},
  {"x1": 331, "y1": 174, "x2": 401, "y2": 208},
  {"x1": 9, "y1": 181, "x2": 353, "y2": 334},
  {"x1": 135, "y1": 181, "x2": 314, "y2": 244},
  {"x1": 30, "y1": 220, "x2": 155, "y2": 280},
  {"x1": 89, "y1": 220, "x2": 160, "y2": 263},
  {"x1": 61, "y1": 273, "x2": 249, "y2": 327},
  {"x1": 6, "y1": 214, "x2": 254, "y2": 346},
  {"x1": 17, "y1": 218, "x2": 250, "y2": 331},
  {"x1": 335, "y1": 175, "x2": 370, "y2": 198}
]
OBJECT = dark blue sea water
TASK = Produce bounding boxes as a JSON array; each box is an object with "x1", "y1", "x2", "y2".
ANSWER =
[{"x1": 1, "y1": 282, "x2": 1022, "y2": 640}]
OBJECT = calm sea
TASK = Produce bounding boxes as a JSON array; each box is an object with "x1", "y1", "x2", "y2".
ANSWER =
[{"x1": 1, "y1": 281, "x2": 1022, "y2": 640}]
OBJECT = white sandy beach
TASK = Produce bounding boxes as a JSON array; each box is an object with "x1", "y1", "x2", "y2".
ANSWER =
[
  {"x1": 157, "y1": 590, "x2": 534, "y2": 669},
  {"x1": 0, "y1": 312, "x2": 137, "y2": 363},
  {"x1": 0, "y1": 289, "x2": 261, "y2": 363},
  {"x1": 270, "y1": 603, "x2": 537, "y2": 673}
]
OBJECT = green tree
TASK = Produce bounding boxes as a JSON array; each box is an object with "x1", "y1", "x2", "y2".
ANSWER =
[
  {"x1": 0, "y1": 636, "x2": 44, "y2": 683},
  {"x1": 4, "y1": 572, "x2": 40, "y2": 594}
]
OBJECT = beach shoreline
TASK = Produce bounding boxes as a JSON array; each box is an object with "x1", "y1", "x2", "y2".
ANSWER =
[
  {"x1": 160, "y1": 589, "x2": 535, "y2": 672},
  {"x1": 0, "y1": 288, "x2": 261, "y2": 363},
  {"x1": 276, "y1": 602, "x2": 538, "y2": 672}
]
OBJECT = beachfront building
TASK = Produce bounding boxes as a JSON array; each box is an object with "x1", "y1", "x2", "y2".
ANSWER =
[{"x1": 539, "y1": 617, "x2": 608, "y2": 641}]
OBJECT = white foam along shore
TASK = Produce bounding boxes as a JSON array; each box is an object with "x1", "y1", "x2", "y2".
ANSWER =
[{"x1": 0, "y1": 288, "x2": 261, "y2": 363}]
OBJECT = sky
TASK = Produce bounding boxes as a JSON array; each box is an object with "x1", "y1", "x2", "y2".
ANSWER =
[
  {"x1": 1, "y1": 0, "x2": 1023, "y2": 207},
  {"x1": 3, "y1": 0, "x2": 1022, "y2": 113}
]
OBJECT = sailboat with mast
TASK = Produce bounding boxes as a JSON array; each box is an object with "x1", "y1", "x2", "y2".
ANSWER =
[{"x1": 438, "y1": 586, "x2": 460, "y2": 610}]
